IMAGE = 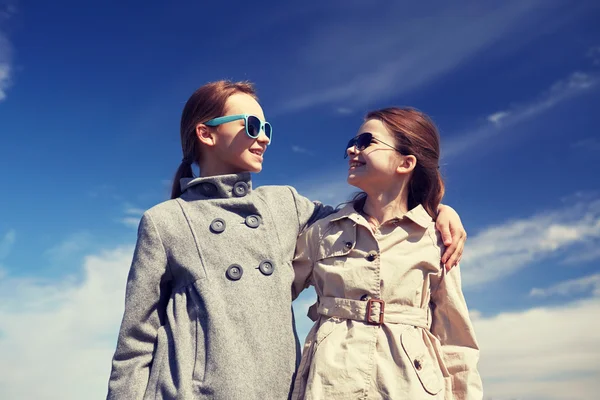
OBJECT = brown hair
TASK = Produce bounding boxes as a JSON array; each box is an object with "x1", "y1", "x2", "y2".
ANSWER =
[
  {"x1": 171, "y1": 80, "x2": 257, "y2": 199},
  {"x1": 353, "y1": 107, "x2": 445, "y2": 218}
]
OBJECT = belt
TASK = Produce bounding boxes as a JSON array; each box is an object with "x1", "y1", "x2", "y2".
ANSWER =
[{"x1": 317, "y1": 296, "x2": 429, "y2": 329}]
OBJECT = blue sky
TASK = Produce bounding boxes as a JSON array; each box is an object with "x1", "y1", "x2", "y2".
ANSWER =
[{"x1": 1, "y1": 0, "x2": 599, "y2": 399}]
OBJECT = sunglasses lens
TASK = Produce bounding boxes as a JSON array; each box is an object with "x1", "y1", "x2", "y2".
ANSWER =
[
  {"x1": 356, "y1": 133, "x2": 372, "y2": 150},
  {"x1": 264, "y1": 122, "x2": 272, "y2": 142},
  {"x1": 344, "y1": 133, "x2": 372, "y2": 158},
  {"x1": 247, "y1": 116, "x2": 261, "y2": 138}
]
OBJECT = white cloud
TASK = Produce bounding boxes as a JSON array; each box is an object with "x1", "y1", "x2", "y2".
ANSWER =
[
  {"x1": 0, "y1": 246, "x2": 132, "y2": 400},
  {"x1": 475, "y1": 296, "x2": 600, "y2": 400},
  {"x1": 0, "y1": 229, "x2": 15, "y2": 259},
  {"x1": 461, "y1": 198, "x2": 600, "y2": 288},
  {"x1": 530, "y1": 273, "x2": 600, "y2": 298},
  {"x1": 274, "y1": 1, "x2": 582, "y2": 114},
  {"x1": 445, "y1": 71, "x2": 600, "y2": 158}
]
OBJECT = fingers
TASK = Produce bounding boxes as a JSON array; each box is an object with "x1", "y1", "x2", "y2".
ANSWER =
[
  {"x1": 435, "y1": 214, "x2": 453, "y2": 247},
  {"x1": 441, "y1": 226, "x2": 453, "y2": 246},
  {"x1": 443, "y1": 231, "x2": 466, "y2": 270},
  {"x1": 441, "y1": 236, "x2": 458, "y2": 267}
]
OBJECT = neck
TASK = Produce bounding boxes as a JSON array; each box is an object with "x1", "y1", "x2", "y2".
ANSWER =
[
  {"x1": 362, "y1": 180, "x2": 410, "y2": 224},
  {"x1": 199, "y1": 158, "x2": 244, "y2": 177}
]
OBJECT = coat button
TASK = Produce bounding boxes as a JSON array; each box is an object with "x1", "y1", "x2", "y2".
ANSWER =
[
  {"x1": 226, "y1": 264, "x2": 243, "y2": 281},
  {"x1": 210, "y1": 218, "x2": 226, "y2": 233},
  {"x1": 233, "y1": 181, "x2": 249, "y2": 197},
  {"x1": 258, "y1": 260, "x2": 275, "y2": 276},
  {"x1": 202, "y1": 183, "x2": 217, "y2": 197},
  {"x1": 414, "y1": 359, "x2": 422, "y2": 370},
  {"x1": 344, "y1": 241, "x2": 353, "y2": 249},
  {"x1": 366, "y1": 250, "x2": 378, "y2": 262},
  {"x1": 245, "y1": 215, "x2": 261, "y2": 228}
]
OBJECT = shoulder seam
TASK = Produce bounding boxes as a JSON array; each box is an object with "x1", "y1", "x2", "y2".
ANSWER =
[{"x1": 144, "y1": 210, "x2": 174, "y2": 280}]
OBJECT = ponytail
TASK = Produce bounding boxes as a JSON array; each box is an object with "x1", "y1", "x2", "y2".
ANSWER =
[{"x1": 170, "y1": 161, "x2": 194, "y2": 199}]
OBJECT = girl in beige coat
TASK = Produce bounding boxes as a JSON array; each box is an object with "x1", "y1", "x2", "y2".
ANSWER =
[{"x1": 292, "y1": 108, "x2": 483, "y2": 400}]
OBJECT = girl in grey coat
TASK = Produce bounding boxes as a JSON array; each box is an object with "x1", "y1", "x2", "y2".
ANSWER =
[{"x1": 106, "y1": 81, "x2": 467, "y2": 400}]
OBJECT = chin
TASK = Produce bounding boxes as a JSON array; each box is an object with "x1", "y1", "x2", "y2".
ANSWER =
[
  {"x1": 347, "y1": 175, "x2": 363, "y2": 190},
  {"x1": 245, "y1": 162, "x2": 262, "y2": 173}
]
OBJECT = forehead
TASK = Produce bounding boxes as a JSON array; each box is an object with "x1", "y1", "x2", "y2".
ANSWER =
[
  {"x1": 357, "y1": 118, "x2": 393, "y2": 139},
  {"x1": 224, "y1": 93, "x2": 265, "y2": 119}
]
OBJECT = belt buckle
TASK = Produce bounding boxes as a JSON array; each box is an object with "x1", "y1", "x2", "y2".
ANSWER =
[{"x1": 366, "y1": 298, "x2": 385, "y2": 325}]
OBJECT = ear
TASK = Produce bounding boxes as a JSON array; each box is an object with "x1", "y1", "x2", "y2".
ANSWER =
[
  {"x1": 196, "y1": 123, "x2": 216, "y2": 147},
  {"x1": 396, "y1": 154, "x2": 417, "y2": 175}
]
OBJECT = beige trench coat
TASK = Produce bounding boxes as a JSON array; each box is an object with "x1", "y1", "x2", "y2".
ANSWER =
[{"x1": 292, "y1": 202, "x2": 482, "y2": 400}]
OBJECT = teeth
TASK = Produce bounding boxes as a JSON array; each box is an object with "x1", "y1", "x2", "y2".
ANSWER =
[{"x1": 350, "y1": 162, "x2": 363, "y2": 167}]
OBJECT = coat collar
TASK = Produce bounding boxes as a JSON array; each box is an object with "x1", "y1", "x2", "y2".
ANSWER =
[
  {"x1": 180, "y1": 172, "x2": 253, "y2": 199},
  {"x1": 331, "y1": 201, "x2": 433, "y2": 229}
]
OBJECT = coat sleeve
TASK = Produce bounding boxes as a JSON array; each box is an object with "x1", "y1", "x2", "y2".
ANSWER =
[
  {"x1": 430, "y1": 264, "x2": 483, "y2": 400},
  {"x1": 287, "y1": 186, "x2": 335, "y2": 232},
  {"x1": 107, "y1": 212, "x2": 172, "y2": 400},
  {"x1": 291, "y1": 223, "x2": 319, "y2": 301}
]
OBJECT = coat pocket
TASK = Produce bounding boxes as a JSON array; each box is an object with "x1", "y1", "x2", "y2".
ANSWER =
[
  {"x1": 316, "y1": 222, "x2": 356, "y2": 261},
  {"x1": 401, "y1": 327, "x2": 443, "y2": 395}
]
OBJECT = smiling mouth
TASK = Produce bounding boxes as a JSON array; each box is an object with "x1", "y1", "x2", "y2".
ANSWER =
[
  {"x1": 349, "y1": 161, "x2": 365, "y2": 169},
  {"x1": 249, "y1": 149, "x2": 264, "y2": 157}
]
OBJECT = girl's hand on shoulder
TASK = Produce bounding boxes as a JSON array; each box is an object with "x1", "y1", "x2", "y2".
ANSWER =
[{"x1": 436, "y1": 204, "x2": 467, "y2": 271}]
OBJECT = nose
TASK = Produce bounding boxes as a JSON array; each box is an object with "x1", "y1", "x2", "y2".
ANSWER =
[
  {"x1": 256, "y1": 128, "x2": 270, "y2": 145},
  {"x1": 345, "y1": 145, "x2": 358, "y2": 159}
]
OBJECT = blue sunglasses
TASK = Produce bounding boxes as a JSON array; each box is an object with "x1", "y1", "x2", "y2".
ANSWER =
[{"x1": 205, "y1": 114, "x2": 272, "y2": 144}]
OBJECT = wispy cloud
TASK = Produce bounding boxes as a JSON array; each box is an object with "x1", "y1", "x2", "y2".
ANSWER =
[
  {"x1": 461, "y1": 197, "x2": 600, "y2": 288},
  {"x1": 336, "y1": 107, "x2": 353, "y2": 115},
  {"x1": 291, "y1": 145, "x2": 315, "y2": 156},
  {"x1": 487, "y1": 111, "x2": 511, "y2": 125},
  {"x1": 87, "y1": 184, "x2": 122, "y2": 200},
  {"x1": 44, "y1": 232, "x2": 93, "y2": 261},
  {"x1": 445, "y1": 70, "x2": 600, "y2": 157},
  {"x1": 0, "y1": 1, "x2": 17, "y2": 102},
  {"x1": 119, "y1": 217, "x2": 140, "y2": 229},
  {"x1": 274, "y1": 1, "x2": 583, "y2": 114},
  {"x1": 118, "y1": 205, "x2": 146, "y2": 229},
  {"x1": 571, "y1": 137, "x2": 600, "y2": 152},
  {"x1": 530, "y1": 273, "x2": 600, "y2": 298},
  {"x1": 0, "y1": 229, "x2": 15, "y2": 260},
  {"x1": 587, "y1": 45, "x2": 600, "y2": 66},
  {"x1": 294, "y1": 167, "x2": 357, "y2": 207}
]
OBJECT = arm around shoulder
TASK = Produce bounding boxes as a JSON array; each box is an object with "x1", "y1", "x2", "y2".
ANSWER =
[
  {"x1": 287, "y1": 186, "x2": 335, "y2": 232},
  {"x1": 292, "y1": 221, "x2": 320, "y2": 300}
]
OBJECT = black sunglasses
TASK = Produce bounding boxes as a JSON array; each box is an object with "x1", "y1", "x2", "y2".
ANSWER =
[{"x1": 344, "y1": 132, "x2": 404, "y2": 159}]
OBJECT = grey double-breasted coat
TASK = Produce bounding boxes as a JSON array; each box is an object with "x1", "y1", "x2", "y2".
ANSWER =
[{"x1": 107, "y1": 172, "x2": 329, "y2": 400}]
